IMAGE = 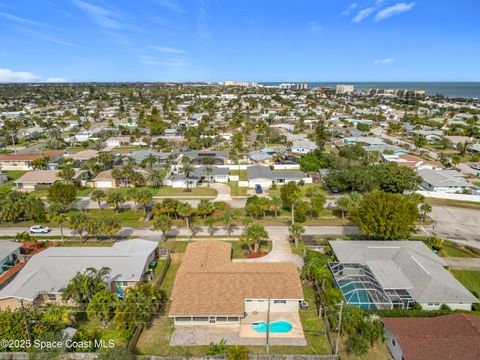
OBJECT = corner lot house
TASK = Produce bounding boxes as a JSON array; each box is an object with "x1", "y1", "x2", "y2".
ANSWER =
[
  {"x1": 418, "y1": 168, "x2": 479, "y2": 193},
  {"x1": 382, "y1": 313, "x2": 480, "y2": 360},
  {"x1": 328, "y1": 241, "x2": 477, "y2": 311},
  {"x1": 169, "y1": 241, "x2": 304, "y2": 326},
  {"x1": 0, "y1": 239, "x2": 157, "y2": 310}
]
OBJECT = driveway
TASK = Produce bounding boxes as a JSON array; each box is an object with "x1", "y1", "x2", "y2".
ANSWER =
[{"x1": 426, "y1": 206, "x2": 480, "y2": 246}]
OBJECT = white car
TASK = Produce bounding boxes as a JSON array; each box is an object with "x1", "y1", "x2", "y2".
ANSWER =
[
  {"x1": 29, "y1": 225, "x2": 51, "y2": 234},
  {"x1": 470, "y1": 164, "x2": 480, "y2": 171}
]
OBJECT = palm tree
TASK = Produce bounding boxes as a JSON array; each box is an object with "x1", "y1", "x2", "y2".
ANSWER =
[
  {"x1": 106, "y1": 191, "x2": 126, "y2": 213},
  {"x1": 290, "y1": 189, "x2": 303, "y2": 224},
  {"x1": 154, "y1": 215, "x2": 172, "y2": 241},
  {"x1": 58, "y1": 166, "x2": 75, "y2": 183},
  {"x1": 91, "y1": 189, "x2": 106, "y2": 209},
  {"x1": 69, "y1": 212, "x2": 88, "y2": 242},
  {"x1": 271, "y1": 196, "x2": 282, "y2": 218},
  {"x1": 240, "y1": 223, "x2": 268, "y2": 254},
  {"x1": 180, "y1": 159, "x2": 194, "y2": 191},
  {"x1": 204, "y1": 216, "x2": 216, "y2": 236},
  {"x1": 420, "y1": 202, "x2": 432, "y2": 223},
  {"x1": 220, "y1": 210, "x2": 235, "y2": 236},
  {"x1": 289, "y1": 223, "x2": 305, "y2": 248},
  {"x1": 177, "y1": 202, "x2": 193, "y2": 230},
  {"x1": 204, "y1": 166, "x2": 214, "y2": 187},
  {"x1": 101, "y1": 216, "x2": 122, "y2": 242},
  {"x1": 46, "y1": 205, "x2": 67, "y2": 242},
  {"x1": 85, "y1": 218, "x2": 100, "y2": 241},
  {"x1": 146, "y1": 169, "x2": 164, "y2": 188},
  {"x1": 62, "y1": 267, "x2": 111, "y2": 308}
]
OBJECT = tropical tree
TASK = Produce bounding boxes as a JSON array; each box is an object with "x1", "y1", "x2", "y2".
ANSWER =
[
  {"x1": 197, "y1": 199, "x2": 215, "y2": 218},
  {"x1": 204, "y1": 216, "x2": 216, "y2": 236},
  {"x1": 47, "y1": 182, "x2": 77, "y2": 210},
  {"x1": 280, "y1": 182, "x2": 302, "y2": 224},
  {"x1": 86, "y1": 288, "x2": 116, "y2": 326},
  {"x1": 136, "y1": 188, "x2": 153, "y2": 215},
  {"x1": 240, "y1": 223, "x2": 268, "y2": 254},
  {"x1": 220, "y1": 210, "x2": 235, "y2": 236},
  {"x1": 46, "y1": 203, "x2": 68, "y2": 242},
  {"x1": 31, "y1": 156, "x2": 49, "y2": 170},
  {"x1": 289, "y1": 223, "x2": 305, "y2": 248},
  {"x1": 91, "y1": 189, "x2": 106, "y2": 209},
  {"x1": 58, "y1": 166, "x2": 75, "y2": 183},
  {"x1": 85, "y1": 218, "x2": 100, "y2": 241},
  {"x1": 68, "y1": 212, "x2": 88, "y2": 241},
  {"x1": 180, "y1": 158, "x2": 194, "y2": 191},
  {"x1": 106, "y1": 191, "x2": 126, "y2": 213},
  {"x1": 154, "y1": 198, "x2": 178, "y2": 219},
  {"x1": 101, "y1": 216, "x2": 122, "y2": 242},
  {"x1": 204, "y1": 166, "x2": 213, "y2": 187},
  {"x1": 270, "y1": 196, "x2": 282, "y2": 218},
  {"x1": 62, "y1": 267, "x2": 111, "y2": 308},
  {"x1": 177, "y1": 202, "x2": 193, "y2": 229},
  {"x1": 146, "y1": 169, "x2": 164, "y2": 188},
  {"x1": 154, "y1": 215, "x2": 172, "y2": 241},
  {"x1": 420, "y1": 202, "x2": 432, "y2": 223}
]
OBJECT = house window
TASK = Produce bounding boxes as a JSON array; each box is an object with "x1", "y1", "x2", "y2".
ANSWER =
[
  {"x1": 47, "y1": 294, "x2": 57, "y2": 301},
  {"x1": 175, "y1": 317, "x2": 192, "y2": 322},
  {"x1": 116, "y1": 281, "x2": 128, "y2": 288},
  {"x1": 273, "y1": 300, "x2": 287, "y2": 304},
  {"x1": 246, "y1": 300, "x2": 253, "y2": 302},
  {"x1": 227, "y1": 317, "x2": 239, "y2": 322},
  {"x1": 217, "y1": 317, "x2": 228, "y2": 322},
  {"x1": 192, "y1": 317, "x2": 209, "y2": 322},
  {"x1": 392, "y1": 339, "x2": 396, "y2": 346}
]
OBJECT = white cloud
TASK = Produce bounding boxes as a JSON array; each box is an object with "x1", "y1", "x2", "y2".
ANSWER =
[
  {"x1": 46, "y1": 77, "x2": 67, "y2": 82},
  {"x1": 72, "y1": 0, "x2": 122, "y2": 29},
  {"x1": 152, "y1": 46, "x2": 185, "y2": 54},
  {"x1": 341, "y1": 2, "x2": 358, "y2": 16},
  {"x1": 352, "y1": 7, "x2": 375, "y2": 23},
  {"x1": 0, "y1": 68, "x2": 67, "y2": 83},
  {"x1": 375, "y1": 2, "x2": 415, "y2": 21},
  {"x1": 374, "y1": 57, "x2": 395, "y2": 65},
  {"x1": 309, "y1": 21, "x2": 323, "y2": 32},
  {"x1": 0, "y1": 68, "x2": 39, "y2": 82},
  {"x1": 154, "y1": 0, "x2": 185, "y2": 13},
  {"x1": 0, "y1": 11, "x2": 45, "y2": 27}
]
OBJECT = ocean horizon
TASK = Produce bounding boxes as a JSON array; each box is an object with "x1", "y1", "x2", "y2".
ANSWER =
[{"x1": 260, "y1": 82, "x2": 480, "y2": 99}]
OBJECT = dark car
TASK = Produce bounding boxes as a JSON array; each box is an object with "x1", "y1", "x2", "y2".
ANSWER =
[{"x1": 255, "y1": 184, "x2": 263, "y2": 194}]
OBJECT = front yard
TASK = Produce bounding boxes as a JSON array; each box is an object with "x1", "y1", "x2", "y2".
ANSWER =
[{"x1": 451, "y1": 270, "x2": 480, "y2": 299}]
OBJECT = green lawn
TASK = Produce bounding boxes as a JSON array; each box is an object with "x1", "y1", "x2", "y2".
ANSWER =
[
  {"x1": 0, "y1": 170, "x2": 28, "y2": 195},
  {"x1": 228, "y1": 181, "x2": 248, "y2": 196},
  {"x1": 442, "y1": 245, "x2": 477, "y2": 258},
  {"x1": 157, "y1": 240, "x2": 272, "y2": 259},
  {"x1": 451, "y1": 270, "x2": 480, "y2": 299},
  {"x1": 75, "y1": 319, "x2": 127, "y2": 349},
  {"x1": 426, "y1": 198, "x2": 480, "y2": 210},
  {"x1": 229, "y1": 170, "x2": 248, "y2": 181},
  {"x1": 152, "y1": 187, "x2": 217, "y2": 197}
]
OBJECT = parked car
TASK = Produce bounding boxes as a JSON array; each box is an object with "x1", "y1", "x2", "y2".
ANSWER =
[
  {"x1": 470, "y1": 164, "x2": 480, "y2": 171},
  {"x1": 255, "y1": 184, "x2": 263, "y2": 194},
  {"x1": 29, "y1": 225, "x2": 51, "y2": 234}
]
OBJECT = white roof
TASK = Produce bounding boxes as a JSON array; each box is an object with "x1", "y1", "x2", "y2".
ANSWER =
[
  {"x1": 0, "y1": 241, "x2": 21, "y2": 261},
  {"x1": 0, "y1": 239, "x2": 157, "y2": 301},
  {"x1": 330, "y1": 241, "x2": 478, "y2": 304}
]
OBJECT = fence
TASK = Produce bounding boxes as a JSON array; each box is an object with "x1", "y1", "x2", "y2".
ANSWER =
[
  {"x1": 249, "y1": 355, "x2": 339, "y2": 360},
  {"x1": 127, "y1": 252, "x2": 172, "y2": 352}
]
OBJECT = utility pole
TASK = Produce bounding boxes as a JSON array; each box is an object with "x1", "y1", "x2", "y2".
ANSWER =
[
  {"x1": 335, "y1": 302, "x2": 343, "y2": 355},
  {"x1": 266, "y1": 298, "x2": 271, "y2": 354},
  {"x1": 20, "y1": 299, "x2": 32, "y2": 343}
]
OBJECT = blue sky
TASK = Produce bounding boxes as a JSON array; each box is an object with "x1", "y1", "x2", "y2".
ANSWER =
[{"x1": 0, "y1": 0, "x2": 479, "y2": 82}]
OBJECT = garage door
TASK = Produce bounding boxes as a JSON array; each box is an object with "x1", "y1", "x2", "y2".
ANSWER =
[{"x1": 96, "y1": 181, "x2": 113, "y2": 188}]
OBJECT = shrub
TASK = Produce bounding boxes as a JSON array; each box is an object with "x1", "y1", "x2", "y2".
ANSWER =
[{"x1": 346, "y1": 334, "x2": 369, "y2": 356}]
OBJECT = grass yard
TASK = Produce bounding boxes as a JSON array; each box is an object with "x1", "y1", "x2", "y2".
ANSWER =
[
  {"x1": 426, "y1": 198, "x2": 480, "y2": 210},
  {"x1": 451, "y1": 270, "x2": 480, "y2": 299},
  {"x1": 228, "y1": 181, "x2": 248, "y2": 196},
  {"x1": 0, "y1": 170, "x2": 28, "y2": 195},
  {"x1": 75, "y1": 319, "x2": 127, "y2": 349},
  {"x1": 229, "y1": 170, "x2": 248, "y2": 181},
  {"x1": 157, "y1": 240, "x2": 272, "y2": 259},
  {"x1": 442, "y1": 245, "x2": 477, "y2": 258},
  {"x1": 152, "y1": 187, "x2": 217, "y2": 197}
]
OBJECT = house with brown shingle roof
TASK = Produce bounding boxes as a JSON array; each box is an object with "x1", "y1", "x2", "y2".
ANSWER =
[
  {"x1": 382, "y1": 313, "x2": 480, "y2": 360},
  {"x1": 169, "y1": 241, "x2": 304, "y2": 326}
]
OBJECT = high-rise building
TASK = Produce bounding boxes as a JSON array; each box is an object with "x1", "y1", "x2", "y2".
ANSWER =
[{"x1": 336, "y1": 84, "x2": 354, "y2": 94}]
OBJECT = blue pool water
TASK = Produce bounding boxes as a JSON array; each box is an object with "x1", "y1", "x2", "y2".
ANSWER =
[{"x1": 252, "y1": 320, "x2": 293, "y2": 333}]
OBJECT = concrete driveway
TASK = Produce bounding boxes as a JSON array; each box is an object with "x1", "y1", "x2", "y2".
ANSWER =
[{"x1": 427, "y1": 206, "x2": 480, "y2": 245}]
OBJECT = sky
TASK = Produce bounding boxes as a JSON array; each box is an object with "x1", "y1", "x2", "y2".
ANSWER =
[{"x1": 0, "y1": 0, "x2": 479, "y2": 82}]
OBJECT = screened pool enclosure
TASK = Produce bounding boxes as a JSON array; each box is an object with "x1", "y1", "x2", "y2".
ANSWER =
[{"x1": 328, "y1": 262, "x2": 414, "y2": 310}]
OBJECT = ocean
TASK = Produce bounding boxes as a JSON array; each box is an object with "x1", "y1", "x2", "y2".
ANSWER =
[{"x1": 261, "y1": 82, "x2": 480, "y2": 99}]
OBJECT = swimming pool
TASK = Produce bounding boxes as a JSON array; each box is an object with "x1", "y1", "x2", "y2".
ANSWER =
[{"x1": 252, "y1": 320, "x2": 293, "y2": 333}]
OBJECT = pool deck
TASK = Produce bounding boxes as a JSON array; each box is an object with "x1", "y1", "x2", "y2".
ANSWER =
[
  {"x1": 170, "y1": 312, "x2": 306, "y2": 346},
  {"x1": 239, "y1": 312, "x2": 304, "y2": 339}
]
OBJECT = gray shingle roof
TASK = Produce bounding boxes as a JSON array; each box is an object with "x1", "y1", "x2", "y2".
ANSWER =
[
  {"x1": 247, "y1": 165, "x2": 304, "y2": 181},
  {"x1": 0, "y1": 239, "x2": 157, "y2": 301},
  {"x1": 330, "y1": 241, "x2": 478, "y2": 304}
]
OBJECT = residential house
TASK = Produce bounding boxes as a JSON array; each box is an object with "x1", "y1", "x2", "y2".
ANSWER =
[
  {"x1": 382, "y1": 313, "x2": 480, "y2": 360},
  {"x1": 418, "y1": 169, "x2": 479, "y2": 193},
  {"x1": 328, "y1": 241, "x2": 478, "y2": 311},
  {"x1": 182, "y1": 151, "x2": 230, "y2": 165},
  {"x1": 246, "y1": 165, "x2": 308, "y2": 188},
  {"x1": 0, "y1": 239, "x2": 157, "y2": 310},
  {"x1": 290, "y1": 139, "x2": 317, "y2": 154},
  {"x1": 383, "y1": 154, "x2": 443, "y2": 170},
  {"x1": 14, "y1": 170, "x2": 88, "y2": 191},
  {"x1": 0, "y1": 155, "x2": 46, "y2": 171},
  {"x1": 128, "y1": 150, "x2": 173, "y2": 166},
  {"x1": 342, "y1": 136, "x2": 386, "y2": 147},
  {"x1": 68, "y1": 149, "x2": 99, "y2": 162},
  {"x1": 169, "y1": 241, "x2": 304, "y2": 326},
  {"x1": 91, "y1": 168, "x2": 148, "y2": 189}
]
